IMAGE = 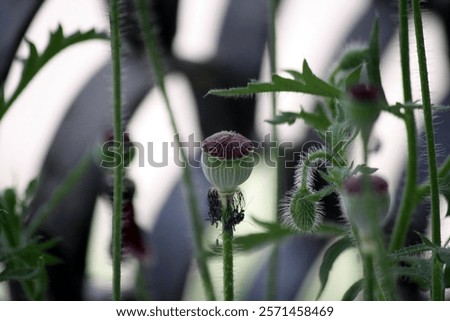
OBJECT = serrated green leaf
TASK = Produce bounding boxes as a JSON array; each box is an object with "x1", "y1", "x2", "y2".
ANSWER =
[
  {"x1": 342, "y1": 279, "x2": 364, "y2": 301},
  {"x1": 316, "y1": 237, "x2": 353, "y2": 300},
  {"x1": 393, "y1": 243, "x2": 434, "y2": 258},
  {"x1": 1, "y1": 25, "x2": 108, "y2": 120},
  {"x1": 394, "y1": 256, "x2": 432, "y2": 290},
  {"x1": 208, "y1": 60, "x2": 341, "y2": 99},
  {"x1": 416, "y1": 232, "x2": 435, "y2": 249}
]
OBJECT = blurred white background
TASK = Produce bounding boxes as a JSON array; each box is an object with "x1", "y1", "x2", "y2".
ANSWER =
[{"x1": 1, "y1": 0, "x2": 449, "y2": 299}]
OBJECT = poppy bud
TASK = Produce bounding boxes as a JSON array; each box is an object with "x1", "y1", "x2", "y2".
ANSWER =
[
  {"x1": 284, "y1": 187, "x2": 323, "y2": 232},
  {"x1": 340, "y1": 174, "x2": 390, "y2": 248}
]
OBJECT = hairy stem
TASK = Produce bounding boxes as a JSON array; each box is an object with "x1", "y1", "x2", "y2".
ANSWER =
[
  {"x1": 134, "y1": 0, "x2": 216, "y2": 300},
  {"x1": 363, "y1": 254, "x2": 375, "y2": 301},
  {"x1": 412, "y1": 0, "x2": 443, "y2": 300},
  {"x1": 221, "y1": 194, "x2": 234, "y2": 301},
  {"x1": 109, "y1": 0, "x2": 123, "y2": 301},
  {"x1": 390, "y1": 0, "x2": 418, "y2": 252},
  {"x1": 266, "y1": 0, "x2": 280, "y2": 300}
]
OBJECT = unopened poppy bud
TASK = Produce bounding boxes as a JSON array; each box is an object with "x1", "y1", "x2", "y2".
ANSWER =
[
  {"x1": 201, "y1": 131, "x2": 254, "y2": 193},
  {"x1": 284, "y1": 187, "x2": 323, "y2": 232},
  {"x1": 344, "y1": 84, "x2": 381, "y2": 125},
  {"x1": 340, "y1": 174, "x2": 390, "y2": 236}
]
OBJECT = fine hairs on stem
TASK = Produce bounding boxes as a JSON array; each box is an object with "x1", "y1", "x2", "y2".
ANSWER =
[
  {"x1": 108, "y1": 0, "x2": 124, "y2": 301},
  {"x1": 411, "y1": 0, "x2": 444, "y2": 300},
  {"x1": 266, "y1": 0, "x2": 281, "y2": 300},
  {"x1": 133, "y1": 0, "x2": 216, "y2": 300}
]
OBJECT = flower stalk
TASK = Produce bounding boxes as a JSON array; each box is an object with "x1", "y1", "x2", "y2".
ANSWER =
[
  {"x1": 202, "y1": 131, "x2": 254, "y2": 300},
  {"x1": 108, "y1": 0, "x2": 123, "y2": 301},
  {"x1": 411, "y1": 0, "x2": 444, "y2": 300}
]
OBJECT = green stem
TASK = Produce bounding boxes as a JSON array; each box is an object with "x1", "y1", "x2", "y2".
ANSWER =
[
  {"x1": 266, "y1": 0, "x2": 280, "y2": 301},
  {"x1": 412, "y1": 0, "x2": 443, "y2": 300},
  {"x1": 109, "y1": 0, "x2": 123, "y2": 301},
  {"x1": 362, "y1": 254, "x2": 375, "y2": 300},
  {"x1": 134, "y1": 0, "x2": 215, "y2": 300},
  {"x1": 221, "y1": 194, "x2": 234, "y2": 301},
  {"x1": 389, "y1": 114, "x2": 417, "y2": 251},
  {"x1": 390, "y1": 0, "x2": 418, "y2": 252}
]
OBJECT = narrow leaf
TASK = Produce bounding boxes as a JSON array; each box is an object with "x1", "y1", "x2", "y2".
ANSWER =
[
  {"x1": 342, "y1": 279, "x2": 364, "y2": 301},
  {"x1": 316, "y1": 237, "x2": 353, "y2": 299},
  {"x1": 367, "y1": 18, "x2": 382, "y2": 88},
  {"x1": 266, "y1": 112, "x2": 299, "y2": 125}
]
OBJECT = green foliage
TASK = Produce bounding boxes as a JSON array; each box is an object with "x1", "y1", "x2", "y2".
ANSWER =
[
  {"x1": 341, "y1": 279, "x2": 363, "y2": 301},
  {"x1": 228, "y1": 218, "x2": 346, "y2": 253},
  {"x1": 316, "y1": 237, "x2": 353, "y2": 300},
  {"x1": 266, "y1": 106, "x2": 331, "y2": 131},
  {"x1": 0, "y1": 180, "x2": 58, "y2": 299},
  {"x1": 0, "y1": 25, "x2": 108, "y2": 120},
  {"x1": 208, "y1": 60, "x2": 341, "y2": 99}
]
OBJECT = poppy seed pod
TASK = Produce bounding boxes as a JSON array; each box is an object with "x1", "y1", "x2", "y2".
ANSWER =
[{"x1": 201, "y1": 131, "x2": 254, "y2": 193}]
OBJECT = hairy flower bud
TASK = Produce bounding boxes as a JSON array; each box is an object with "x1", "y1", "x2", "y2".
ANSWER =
[
  {"x1": 344, "y1": 84, "x2": 381, "y2": 125},
  {"x1": 201, "y1": 131, "x2": 254, "y2": 193},
  {"x1": 284, "y1": 187, "x2": 323, "y2": 232}
]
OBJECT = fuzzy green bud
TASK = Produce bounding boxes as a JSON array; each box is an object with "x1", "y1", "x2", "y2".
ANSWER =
[
  {"x1": 201, "y1": 131, "x2": 254, "y2": 193},
  {"x1": 285, "y1": 187, "x2": 323, "y2": 232}
]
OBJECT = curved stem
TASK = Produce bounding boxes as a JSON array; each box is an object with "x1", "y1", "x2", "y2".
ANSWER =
[
  {"x1": 109, "y1": 0, "x2": 124, "y2": 301},
  {"x1": 389, "y1": 113, "x2": 417, "y2": 251},
  {"x1": 412, "y1": 0, "x2": 443, "y2": 300},
  {"x1": 134, "y1": 0, "x2": 215, "y2": 300},
  {"x1": 390, "y1": 0, "x2": 418, "y2": 252}
]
